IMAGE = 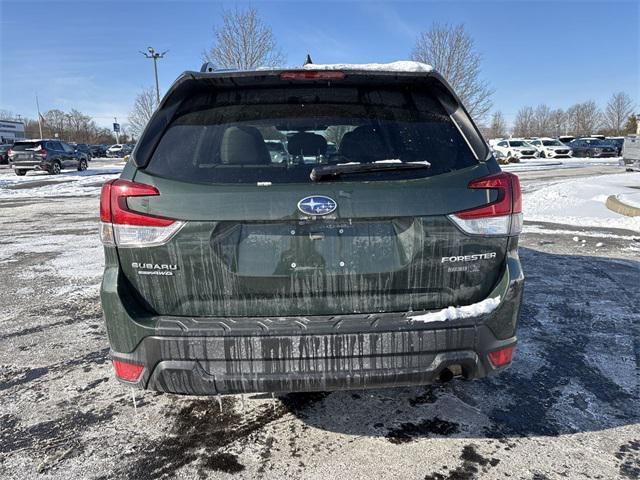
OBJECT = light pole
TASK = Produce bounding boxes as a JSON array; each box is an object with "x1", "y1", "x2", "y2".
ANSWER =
[
  {"x1": 140, "y1": 47, "x2": 167, "y2": 104},
  {"x1": 114, "y1": 117, "x2": 120, "y2": 144}
]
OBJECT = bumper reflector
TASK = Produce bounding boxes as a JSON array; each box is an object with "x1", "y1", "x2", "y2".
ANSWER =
[
  {"x1": 112, "y1": 359, "x2": 144, "y2": 382},
  {"x1": 488, "y1": 345, "x2": 515, "y2": 368}
]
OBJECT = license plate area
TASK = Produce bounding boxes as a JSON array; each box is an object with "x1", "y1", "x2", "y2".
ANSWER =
[{"x1": 211, "y1": 218, "x2": 419, "y2": 276}]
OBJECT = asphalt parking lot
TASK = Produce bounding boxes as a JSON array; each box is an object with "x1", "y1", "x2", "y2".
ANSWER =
[{"x1": 0, "y1": 160, "x2": 638, "y2": 480}]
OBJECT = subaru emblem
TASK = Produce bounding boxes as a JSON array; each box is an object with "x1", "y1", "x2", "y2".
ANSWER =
[{"x1": 297, "y1": 195, "x2": 337, "y2": 216}]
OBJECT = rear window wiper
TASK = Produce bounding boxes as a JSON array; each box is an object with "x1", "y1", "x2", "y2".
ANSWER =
[{"x1": 310, "y1": 160, "x2": 431, "y2": 181}]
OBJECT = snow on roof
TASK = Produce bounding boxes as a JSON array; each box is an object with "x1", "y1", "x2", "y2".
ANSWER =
[{"x1": 303, "y1": 60, "x2": 433, "y2": 73}]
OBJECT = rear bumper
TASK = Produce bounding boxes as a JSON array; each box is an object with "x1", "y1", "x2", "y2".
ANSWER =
[
  {"x1": 112, "y1": 324, "x2": 516, "y2": 395},
  {"x1": 103, "y1": 251, "x2": 524, "y2": 395},
  {"x1": 10, "y1": 161, "x2": 48, "y2": 171}
]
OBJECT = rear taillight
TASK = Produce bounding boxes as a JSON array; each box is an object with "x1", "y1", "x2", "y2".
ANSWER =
[
  {"x1": 448, "y1": 172, "x2": 522, "y2": 236},
  {"x1": 7, "y1": 148, "x2": 13, "y2": 156},
  {"x1": 100, "y1": 179, "x2": 184, "y2": 247},
  {"x1": 34, "y1": 148, "x2": 47, "y2": 157},
  {"x1": 280, "y1": 71, "x2": 346, "y2": 81},
  {"x1": 112, "y1": 359, "x2": 144, "y2": 382},
  {"x1": 488, "y1": 345, "x2": 515, "y2": 368}
]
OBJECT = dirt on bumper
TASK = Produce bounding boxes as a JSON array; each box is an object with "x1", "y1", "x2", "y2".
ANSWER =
[{"x1": 107, "y1": 257, "x2": 523, "y2": 395}]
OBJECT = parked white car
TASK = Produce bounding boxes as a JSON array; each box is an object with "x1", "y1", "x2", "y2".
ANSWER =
[
  {"x1": 493, "y1": 139, "x2": 539, "y2": 160},
  {"x1": 265, "y1": 140, "x2": 290, "y2": 163},
  {"x1": 106, "y1": 144, "x2": 125, "y2": 157},
  {"x1": 528, "y1": 138, "x2": 573, "y2": 158}
]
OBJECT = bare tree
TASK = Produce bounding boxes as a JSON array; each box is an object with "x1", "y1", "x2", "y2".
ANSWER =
[
  {"x1": 0, "y1": 109, "x2": 18, "y2": 121},
  {"x1": 203, "y1": 7, "x2": 285, "y2": 70},
  {"x1": 66, "y1": 109, "x2": 94, "y2": 143},
  {"x1": 603, "y1": 92, "x2": 634, "y2": 135},
  {"x1": 533, "y1": 104, "x2": 553, "y2": 137},
  {"x1": 513, "y1": 106, "x2": 536, "y2": 138},
  {"x1": 43, "y1": 109, "x2": 68, "y2": 138},
  {"x1": 487, "y1": 111, "x2": 506, "y2": 139},
  {"x1": 548, "y1": 109, "x2": 567, "y2": 137},
  {"x1": 411, "y1": 23, "x2": 493, "y2": 121},
  {"x1": 566, "y1": 101, "x2": 601, "y2": 136},
  {"x1": 128, "y1": 87, "x2": 157, "y2": 138}
]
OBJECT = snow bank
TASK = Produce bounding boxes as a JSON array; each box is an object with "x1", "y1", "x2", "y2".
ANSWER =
[
  {"x1": 0, "y1": 164, "x2": 122, "y2": 199},
  {"x1": 502, "y1": 157, "x2": 621, "y2": 172},
  {"x1": 523, "y1": 172, "x2": 640, "y2": 232},
  {"x1": 303, "y1": 61, "x2": 433, "y2": 73},
  {"x1": 409, "y1": 296, "x2": 501, "y2": 323}
]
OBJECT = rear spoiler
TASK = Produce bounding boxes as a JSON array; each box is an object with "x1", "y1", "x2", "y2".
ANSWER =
[{"x1": 132, "y1": 68, "x2": 490, "y2": 169}]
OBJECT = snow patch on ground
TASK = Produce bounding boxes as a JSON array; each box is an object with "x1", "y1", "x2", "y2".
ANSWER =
[
  {"x1": 303, "y1": 60, "x2": 433, "y2": 73},
  {"x1": 523, "y1": 172, "x2": 640, "y2": 232},
  {"x1": 503, "y1": 157, "x2": 622, "y2": 172},
  {"x1": 0, "y1": 160, "x2": 123, "y2": 199},
  {"x1": 523, "y1": 225, "x2": 638, "y2": 240},
  {"x1": 409, "y1": 296, "x2": 501, "y2": 323}
]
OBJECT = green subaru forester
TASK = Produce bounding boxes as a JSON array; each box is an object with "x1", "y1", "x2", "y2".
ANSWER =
[{"x1": 100, "y1": 62, "x2": 524, "y2": 395}]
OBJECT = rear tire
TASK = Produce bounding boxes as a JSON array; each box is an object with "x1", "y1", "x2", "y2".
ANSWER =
[
  {"x1": 77, "y1": 159, "x2": 88, "y2": 171},
  {"x1": 15, "y1": 169, "x2": 26, "y2": 176},
  {"x1": 49, "y1": 161, "x2": 61, "y2": 175}
]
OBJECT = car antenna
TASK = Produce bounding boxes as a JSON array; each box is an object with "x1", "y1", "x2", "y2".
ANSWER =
[{"x1": 303, "y1": 54, "x2": 313, "y2": 66}]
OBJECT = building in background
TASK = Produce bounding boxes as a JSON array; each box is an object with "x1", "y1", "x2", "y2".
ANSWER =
[{"x1": 0, "y1": 120, "x2": 26, "y2": 143}]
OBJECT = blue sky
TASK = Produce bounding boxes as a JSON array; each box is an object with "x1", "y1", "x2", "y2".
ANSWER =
[{"x1": 1, "y1": 0, "x2": 638, "y2": 128}]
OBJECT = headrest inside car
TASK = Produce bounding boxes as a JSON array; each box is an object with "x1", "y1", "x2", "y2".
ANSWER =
[
  {"x1": 339, "y1": 126, "x2": 392, "y2": 163},
  {"x1": 220, "y1": 126, "x2": 271, "y2": 165},
  {"x1": 287, "y1": 132, "x2": 328, "y2": 157}
]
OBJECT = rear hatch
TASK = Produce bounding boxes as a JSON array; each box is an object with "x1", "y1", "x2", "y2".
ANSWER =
[
  {"x1": 9, "y1": 141, "x2": 44, "y2": 163},
  {"x1": 103, "y1": 68, "x2": 520, "y2": 317}
]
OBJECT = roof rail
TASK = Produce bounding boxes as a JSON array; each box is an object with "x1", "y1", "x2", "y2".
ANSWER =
[{"x1": 200, "y1": 62, "x2": 215, "y2": 73}]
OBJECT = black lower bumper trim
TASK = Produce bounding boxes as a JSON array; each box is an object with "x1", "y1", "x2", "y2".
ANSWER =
[{"x1": 112, "y1": 325, "x2": 515, "y2": 395}]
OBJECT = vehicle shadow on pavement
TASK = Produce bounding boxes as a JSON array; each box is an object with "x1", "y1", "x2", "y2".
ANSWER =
[{"x1": 279, "y1": 247, "x2": 640, "y2": 441}]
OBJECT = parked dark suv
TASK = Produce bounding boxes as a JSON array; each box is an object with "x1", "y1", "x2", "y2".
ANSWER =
[
  {"x1": 100, "y1": 64, "x2": 524, "y2": 395},
  {"x1": 8, "y1": 139, "x2": 88, "y2": 175},
  {"x1": 71, "y1": 143, "x2": 93, "y2": 160},
  {"x1": 568, "y1": 138, "x2": 618, "y2": 157},
  {"x1": 90, "y1": 144, "x2": 108, "y2": 157},
  {"x1": 0, "y1": 143, "x2": 12, "y2": 164}
]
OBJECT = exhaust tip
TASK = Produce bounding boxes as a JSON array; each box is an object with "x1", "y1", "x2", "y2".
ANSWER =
[
  {"x1": 439, "y1": 364, "x2": 465, "y2": 383},
  {"x1": 439, "y1": 368, "x2": 454, "y2": 383}
]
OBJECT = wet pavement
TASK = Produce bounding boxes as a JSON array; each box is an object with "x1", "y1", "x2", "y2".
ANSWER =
[{"x1": 0, "y1": 163, "x2": 638, "y2": 479}]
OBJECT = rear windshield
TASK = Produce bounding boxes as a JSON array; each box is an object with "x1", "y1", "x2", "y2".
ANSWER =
[
  {"x1": 145, "y1": 86, "x2": 478, "y2": 184},
  {"x1": 11, "y1": 141, "x2": 41, "y2": 151}
]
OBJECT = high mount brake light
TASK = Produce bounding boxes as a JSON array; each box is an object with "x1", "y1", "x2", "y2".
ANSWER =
[
  {"x1": 448, "y1": 172, "x2": 522, "y2": 236},
  {"x1": 280, "y1": 71, "x2": 346, "y2": 81},
  {"x1": 100, "y1": 179, "x2": 184, "y2": 247}
]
